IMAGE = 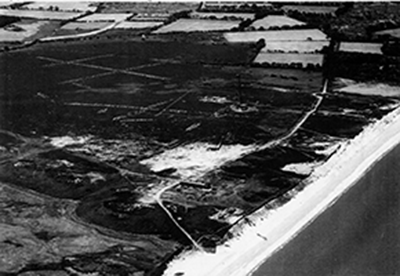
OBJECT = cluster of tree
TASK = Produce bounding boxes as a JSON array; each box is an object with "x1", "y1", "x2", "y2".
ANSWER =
[
  {"x1": 327, "y1": 52, "x2": 400, "y2": 84},
  {"x1": 0, "y1": 16, "x2": 20, "y2": 28},
  {"x1": 164, "y1": 10, "x2": 191, "y2": 25},
  {"x1": 248, "y1": 23, "x2": 315, "y2": 32},
  {"x1": 381, "y1": 40, "x2": 400, "y2": 56},
  {"x1": 194, "y1": 15, "x2": 250, "y2": 21}
]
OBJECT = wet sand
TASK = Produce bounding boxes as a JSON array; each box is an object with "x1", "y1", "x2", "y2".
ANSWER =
[{"x1": 253, "y1": 142, "x2": 400, "y2": 276}]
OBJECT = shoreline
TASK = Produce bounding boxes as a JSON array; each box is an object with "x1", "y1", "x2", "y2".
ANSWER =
[{"x1": 164, "y1": 106, "x2": 400, "y2": 276}]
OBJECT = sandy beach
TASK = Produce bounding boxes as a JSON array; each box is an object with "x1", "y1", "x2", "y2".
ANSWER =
[
  {"x1": 164, "y1": 106, "x2": 400, "y2": 276},
  {"x1": 253, "y1": 139, "x2": 400, "y2": 276}
]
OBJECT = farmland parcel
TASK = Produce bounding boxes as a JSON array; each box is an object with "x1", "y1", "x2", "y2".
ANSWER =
[
  {"x1": 0, "y1": 8, "x2": 82, "y2": 20},
  {"x1": 154, "y1": 18, "x2": 240, "y2": 33},
  {"x1": 224, "y1": 29, "x2": 327, "y2": 42}
]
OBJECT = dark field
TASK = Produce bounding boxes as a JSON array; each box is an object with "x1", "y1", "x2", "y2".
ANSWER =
[{"x1": 0, "y1": 33, "x2": 398, "y2": 276}]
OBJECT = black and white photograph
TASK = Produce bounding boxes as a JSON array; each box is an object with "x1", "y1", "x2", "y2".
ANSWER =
[{"x1": 0, "y1": 1, "x2": 399, "y2": 275}]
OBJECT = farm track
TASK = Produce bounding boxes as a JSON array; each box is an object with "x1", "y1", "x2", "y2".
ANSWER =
[
  {"x1": 63, "y1": 102, "x2": 210, "y2": 116},
  {"x1": 39, "y1": 20, "x2": 121, "y2": 42},
  {"x1": 43, "y1": 54, "x2": 115, "y2": 68},
  {"x1": 37, "y1": 56, "x2": 169, "y2": 81}
]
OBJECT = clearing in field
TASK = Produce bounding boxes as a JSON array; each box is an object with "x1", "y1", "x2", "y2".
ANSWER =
[
  {"x1": 261, "y1": 40, "x2": 329, "y2": 53},
  {"x1": 339, "y1": 42, "x2": 382, "y2": 54},
  {"x1": 224, "y1": 29, "x2": 327, "y2": 43},
  {"x1": 153, "y1": 18, "x2": 240, "y2": 33},
  {"x1": 115, "y1": 21, "x2": 163, "y2": 29},
  {"x1": 254, "y1": 52, "x2": 324, "y2": 66},
  {"x1": 282, "y1": 5, "x2": 339, "y2": 14},
  {"x1": 77, "y1": 13, "x2": 133, "y2": 22},
  {"x1": 250, "y1": 15, "x2": 305, "y2": 30},
  {"x1": 0, "y1": 21, "x2": 50, "y2": 41},
  {"x1": 190, "y1": 11, "x2": 254, "y2": 21},
  {"x1": 374, "y1": 28, "x2": 400, "y2": 39},
  {"x1": 23, "y1": 2, "x2": 97, "y2": 12},
  {"x1": 0, "y1": 8, "x2": 82, "y2": 20}
]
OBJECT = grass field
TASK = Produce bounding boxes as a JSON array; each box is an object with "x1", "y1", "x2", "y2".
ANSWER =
[
  {"x1": 115, "y1": 21, "x2": 163, "y2": 29},
  {"x1": 77, "y1": 13, "x2": 133, "y2": 22},
  {"x1": 99, "y1": 1, "x2": 198, "y2": 15},
  {"x1": 154, "y1": 18, "x2": 240, "y2": 33},
  {"x1": 0, "y1": 20, "x2": 49, "y2": 41},
  {"x1": 261, "y1": 40, "x2": 329, "y2": 53},
  {"x1": 251, "y1": 15, "x2": 305, "y2": 30},
  {"x1": 0, "y1": 8, "x2": 82, "y2": 20},
  {"x1": 339, "y1": 42, "x2": 383, "y2": 54},
  {"x1": 23, "y1": 1, "x2": 97, "y2": 12},
  {"x1": 224, "y1": 29, "x2": 327, "y2": 42},
  {"x1": 254, "y1": 53, "x2": 324, "y2": 66},
  {"x1": 374, "y1": 27, "x2": 400, "y2": 39}
]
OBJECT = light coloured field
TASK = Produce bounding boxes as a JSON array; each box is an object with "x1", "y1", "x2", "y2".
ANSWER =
[
  {"x1": 224, "y1": 29, "x2": 327, "y2": 42},
  {"x1": 339, "y1": 42, "x2": 382, "y2": 54},
  {"x1": 251, "y1": 15, "x2": 305, "y2": 29},
  {"x1": 60, "y1": 21, "x2": 110, "y2": 31},
  {"x1": 115, "y1": 21, "x2": 163, "y2": 29},
  {"x1": 0, "y1": 8, "x2": 82, "y2": 20},
  {"x1": 99, "y1": 2, "x2": 197, "y2": 15},
  {"x1": 23, "y1": 2, "x2": 97, "y2": 12},
  {"x1": 254, "y1": 53, "x2": 324, "y2": 66},
  {"x1": 190, "y1": 11, "x2": 254, "y2": 20},
  {"x1": 282, "y1": 5, "x2": 338, "y2": 14},
  {"x1": 153, "y1": 18, "x2": 240, "y2": 33},
  {"x1": 262, "y1": 40, "x2": 329, "y2": 53},
  {"x1": 374, "y1": 28, "x2": 400, "y2": 39},
  {"x1": 0, "y1": 21, "x2": 49, "y2": 41},
  {"x1": 77, "y1": 13, "x2": 133, "y2": 22},
  {"x1": 336, "y1": 80, "x2": 400, "y2": 97}
]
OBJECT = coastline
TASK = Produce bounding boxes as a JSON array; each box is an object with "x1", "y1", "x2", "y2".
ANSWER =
[{"x1": 164, "y1": 106, "x2": 400, "y2": 276}]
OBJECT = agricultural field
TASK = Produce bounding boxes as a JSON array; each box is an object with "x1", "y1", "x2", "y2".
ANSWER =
[
  {"x1": 374, "y1": 27, "x2": 400, "y2": 39},
  {"x1": 282, "y1": 5, "x2": 339, "y2": 15},
  {"x1": 254, "y1": 52, "x2": 324, "y2": 67},
  {"x1": 339, "y1": 42, "x2": 383, "y2": 54},
  {"x1": 56, "y1": 21, "x2": 110, "y2": 33},
  {"x1": 335, "y1": 79, "x2": 400, "y2": 98},
  {"x1": 98, "y1": 1, "x2": 198, "y2": 15},
  {"x1": 154, "y1": 18, "x2": 240, "y2": 33},
  {"x1": 77, "y1": 13, "x2": 134, "y2": 22},
  {"x1": 250, "y1": 15, "x2": 305, "y2": 30},
  {"x1": 0, "y1": 20, "x2": 50, "y2": 41},
  {"x1": 115, "y1": 20, "x2": 163, "y2": 29},
  {"x1": 261, "y1": 40, "x2": 329, "y2": 53},
  {"x1": 190, "y1": 11, "x2": 254, "y2": 21},
  {"x1": 224, "y1": 29, "x2": 327, "y2": 43},
  {"x1": 23, "y1": 1, "x2": 97, "y2": 12},
  {"x1": 0, "y1": 8, "x2": 83, "y2": 20}
]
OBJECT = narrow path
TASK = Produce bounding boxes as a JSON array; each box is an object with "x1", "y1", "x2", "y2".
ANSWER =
[
  {"x1": 39, "y1": 20, "x2": 121, "y2": 42},
  {"x1": 154, "y1": 180, "x2": 205, "y2": 251},
  {"x1": 37, "y1": 56, "x2": 169, "y2": 81}
]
